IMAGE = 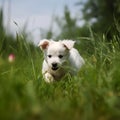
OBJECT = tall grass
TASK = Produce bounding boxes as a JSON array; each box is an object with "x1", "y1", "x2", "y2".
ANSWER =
[{"x1": 0, "y1": 29, "x2": 120, "y2": 120}]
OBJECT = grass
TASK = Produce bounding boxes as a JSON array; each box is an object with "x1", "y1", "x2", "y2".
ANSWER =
[{"x1": 0, "y1": 33, "x2": 120, "y2": 120}]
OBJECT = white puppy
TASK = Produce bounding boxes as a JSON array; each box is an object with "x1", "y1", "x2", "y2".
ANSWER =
[{"x1": 38, "y1": 39, "x2": 84, "y2": 83}]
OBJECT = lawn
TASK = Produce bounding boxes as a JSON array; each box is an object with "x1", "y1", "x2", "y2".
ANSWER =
[{"x1": 0, "y1": 34, "x2": 120, "y2": 120}]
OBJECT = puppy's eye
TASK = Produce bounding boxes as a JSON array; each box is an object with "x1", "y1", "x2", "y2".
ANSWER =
[
  {"x1": 58, "y1": 55, "x2": 63, "y2": 59},
  {"x1": 48, "y1": 55, "x2": 52, "y2": 58}
]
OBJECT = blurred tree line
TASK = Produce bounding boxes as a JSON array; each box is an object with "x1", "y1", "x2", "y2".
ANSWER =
[
  {"x1": 44, "y1": 0, "x2": 120, "y2": 40},
  {"x1": 81, "y1": 0, "x2": 120, "y2": 38},
  {"x1": 0, "y1": 0, "x2": 120, "y2": 57}
]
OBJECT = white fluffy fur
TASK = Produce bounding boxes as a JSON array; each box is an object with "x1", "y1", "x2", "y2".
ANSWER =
[{"x1": 38, "y1": 39, "x2": 85, "y2": 83}]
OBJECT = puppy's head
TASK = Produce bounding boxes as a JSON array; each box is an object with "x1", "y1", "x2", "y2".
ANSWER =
[{"x1": 38, "y1": 39, "x2": 75, "y2": 71}]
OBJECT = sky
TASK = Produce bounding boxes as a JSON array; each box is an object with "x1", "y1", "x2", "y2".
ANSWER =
[{"x1": 0, "y1": 0, "x2": 82, "y2": 44}]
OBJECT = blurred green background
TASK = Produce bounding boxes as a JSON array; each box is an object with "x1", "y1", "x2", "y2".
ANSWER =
[{"x1": 0, "y1": 0, "x2": 120, "y2": 120}]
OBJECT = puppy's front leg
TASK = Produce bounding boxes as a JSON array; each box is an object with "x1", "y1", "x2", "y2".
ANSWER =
[
  {"x1": 42, "y1": 60, "x2": 54, "y2": 83},
  {"x1": 44, "y1": 72, "x2": 54, "y2": 83}
]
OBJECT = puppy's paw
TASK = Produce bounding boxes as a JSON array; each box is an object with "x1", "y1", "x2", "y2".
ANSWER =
[{"x1": 44, "y1": 73, "x2": 54, "y2": 83}]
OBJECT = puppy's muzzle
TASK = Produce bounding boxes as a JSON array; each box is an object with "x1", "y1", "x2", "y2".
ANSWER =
[{"x1": 52, "y1": 62, "x2": 58, "y2": 71}]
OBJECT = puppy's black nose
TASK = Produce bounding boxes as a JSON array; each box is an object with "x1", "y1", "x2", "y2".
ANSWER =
[{"x1": 52, "y1": 63, "x2": 57, "y2": 68}]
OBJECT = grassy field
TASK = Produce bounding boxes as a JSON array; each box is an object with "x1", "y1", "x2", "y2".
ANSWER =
[{"x1": 0, "y1": 33, "x2": 120, "y2": 120}]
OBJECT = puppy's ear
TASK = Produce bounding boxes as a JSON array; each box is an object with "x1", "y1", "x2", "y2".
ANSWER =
[
  {"x1": 38, "y1": 39, "x2": 49, "y2": 50},
  {"x1": 62, "y1": 40, "x2": 75, "y2": 50}
]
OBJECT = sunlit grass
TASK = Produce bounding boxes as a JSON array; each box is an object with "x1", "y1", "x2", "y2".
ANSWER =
[{"x1": 0, "y1": 32, "x2": 120, "y2": 120}]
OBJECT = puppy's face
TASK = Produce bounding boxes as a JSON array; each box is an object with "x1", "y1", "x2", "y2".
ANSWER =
[
  {"x1": 39, "y1": 39, "x2": 75, "y2": 71},
  {"x1": 46, "y1": 42, "x2": 68, "y2": 70}
]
